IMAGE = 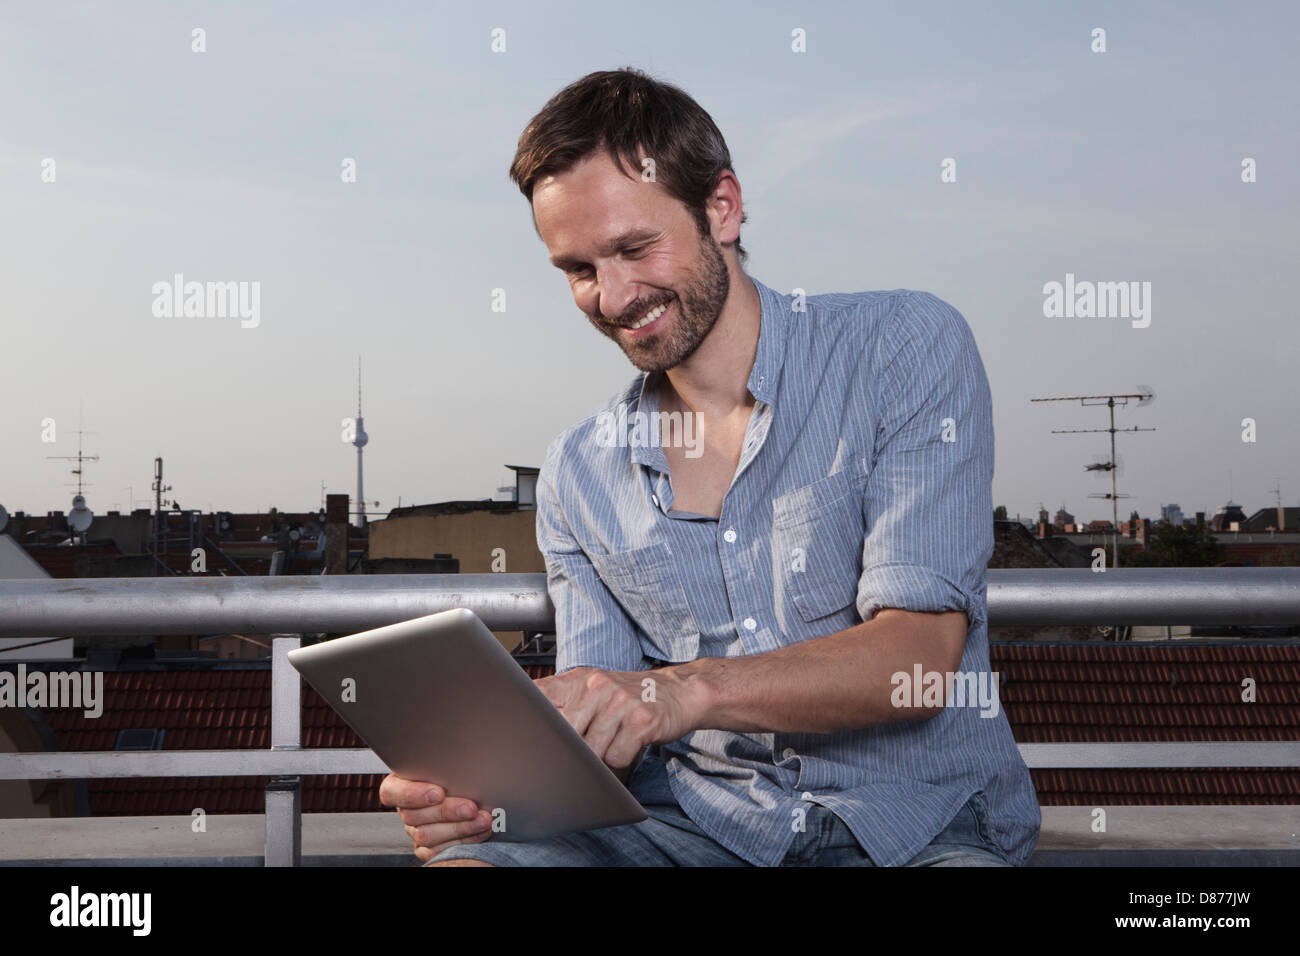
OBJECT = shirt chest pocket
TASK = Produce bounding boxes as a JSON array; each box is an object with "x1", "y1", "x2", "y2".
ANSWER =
[
  {"x1": 588, "y1": 541, "x2": 701, "y2": 664},
  {"x1": 771, "y1": 469, "x2": 866, "y2": 623}
]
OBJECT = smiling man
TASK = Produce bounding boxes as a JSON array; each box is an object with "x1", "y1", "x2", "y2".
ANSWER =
[{"x1": 382, "y1": 67, "x2": 1040, "y2": 867}]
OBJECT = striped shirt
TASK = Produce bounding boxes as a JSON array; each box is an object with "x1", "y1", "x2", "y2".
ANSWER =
[{"x1": 535, "y1": 274, "x2": 1040, "y2": 866}]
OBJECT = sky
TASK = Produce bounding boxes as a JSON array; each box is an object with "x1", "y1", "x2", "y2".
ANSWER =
[{"x1": 1, "y1": 0, "x2": 1296, "y2": 525}]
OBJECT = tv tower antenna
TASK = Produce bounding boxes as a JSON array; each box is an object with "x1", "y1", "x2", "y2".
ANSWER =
[
  {"x1": 1030, "y1": 386, "x2": 1157, "y2": 572},
  {"x1": 353, "y1": 357, "x2": 370, "y2": 530}
]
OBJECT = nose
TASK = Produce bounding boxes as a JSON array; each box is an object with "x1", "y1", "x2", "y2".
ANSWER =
[{"x1": 595, "y1": 260, "x2": 641, "y2": 325}]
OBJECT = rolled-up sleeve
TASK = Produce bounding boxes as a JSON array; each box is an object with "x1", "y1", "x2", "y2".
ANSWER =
[
  {"x1": 535, "y1": 442, "x2": 649, "y2": 673},
  {"x1": 855, "y1": 292, "x2": 995, "y2": 630}
]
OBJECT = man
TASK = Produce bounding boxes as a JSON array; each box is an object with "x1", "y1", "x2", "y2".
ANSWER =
[{"x1": 382, "y1": 67, "x2": 1040, "y2": 866}]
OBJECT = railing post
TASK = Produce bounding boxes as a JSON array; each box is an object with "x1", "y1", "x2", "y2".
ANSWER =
[{"x1": 266, "y1": 634, "x2": 302, "y2": 866}]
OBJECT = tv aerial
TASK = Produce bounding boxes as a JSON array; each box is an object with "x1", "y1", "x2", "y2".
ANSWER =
[
  {"x1": 1031, "y1": 387, "x2": 1157, "y2": 643},
  {"x1": 1030, "y1": 387, "x2": 1156, "y2": 570},
  {"x1": 47, "y1": 426, "x2": 99, "y2": 496}
]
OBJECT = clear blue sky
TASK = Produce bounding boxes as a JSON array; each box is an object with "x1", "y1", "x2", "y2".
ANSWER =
[{"x1": 1, "y1": 0, "x2": 1296, "y2": 524}]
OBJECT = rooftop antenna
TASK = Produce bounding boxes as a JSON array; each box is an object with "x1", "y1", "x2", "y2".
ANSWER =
[
  {"x1": 1031, "y1": 386, "x2": 1156, "y2": 572},
  {"x1": 152, "y1": 457, "x2": 174, "y2": 574},
  {"x1": 46, "y1": 402, "x2": 99, "y2": 497},
  {"x1": 46, "y1": 403, "x2": 100, "y2": 541}
]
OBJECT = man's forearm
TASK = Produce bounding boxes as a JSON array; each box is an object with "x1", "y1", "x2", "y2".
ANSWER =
[{"x1": 666, "y1": 609, "x2": 967, "y2": 735}]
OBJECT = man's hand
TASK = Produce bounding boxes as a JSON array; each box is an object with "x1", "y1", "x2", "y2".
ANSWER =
[
  {"x1": 379, "y1": 774, "x2": 494, "y2": 864},
  {"x1": 378, "y1": 666, "x2": 704, "y2": 861},
  {"x1": 534, "y1": 666, "x2": 704, "y2": 772}
]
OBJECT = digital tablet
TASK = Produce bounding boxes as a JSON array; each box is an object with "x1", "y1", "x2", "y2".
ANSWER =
[{"x1": 287, "y1": 608, "x2": 648, "y2": 842}]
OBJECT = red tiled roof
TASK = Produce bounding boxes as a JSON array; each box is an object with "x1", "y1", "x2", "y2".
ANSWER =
[
  {"x1": 31, "y1": 643, "x2": 1300, "y2": 814},
  {"x1": 991, "y1": 643, "x2": 1300, "y2": 803},
  {"x1": 21, "y1": 543, "x2": 121, "y2": 578},
  {"x1": 43, "y1": 671, "x2": 380, "y2": 815}
]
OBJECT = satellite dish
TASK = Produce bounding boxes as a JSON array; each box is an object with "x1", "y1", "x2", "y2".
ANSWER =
[
  {"x1": 0, "y1": 504, "x2": 8, "y2": 533},
  {"x1": 68, "y1": 494, "x2": 94, "y2": 534}
]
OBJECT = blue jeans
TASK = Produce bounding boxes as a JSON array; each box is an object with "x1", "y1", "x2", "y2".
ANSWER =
[{"x1": 428, "y1": 754, "x2": 1013, "y2": 867}]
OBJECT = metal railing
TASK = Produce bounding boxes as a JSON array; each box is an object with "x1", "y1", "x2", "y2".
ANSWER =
[{"x1": 1, "y1": 567, "x2": 1298, "y2": 865}]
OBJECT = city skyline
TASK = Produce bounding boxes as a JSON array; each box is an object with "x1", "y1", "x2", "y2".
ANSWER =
[{"x1": 2, "y1": 1, "x2": 1296, "y2": 524}]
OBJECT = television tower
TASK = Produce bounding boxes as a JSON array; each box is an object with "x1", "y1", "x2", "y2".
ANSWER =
[{"x1": 353, "y1": 357, "x2": 369, "y2": 530}]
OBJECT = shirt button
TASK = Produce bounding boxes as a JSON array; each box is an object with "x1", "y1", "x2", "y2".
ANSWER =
[
  {"x1": 743, "y1": 617, "x2": 757, "y2": 631},
  {"x1": 801, "y1": 791, "x2": 814, "y2": 801},
  {"x1": 782, "y1": 748, "x2": 796, "y2": 760},
  {"x1": 723, "y1": 527, "x2": 737, "y2": 543}
]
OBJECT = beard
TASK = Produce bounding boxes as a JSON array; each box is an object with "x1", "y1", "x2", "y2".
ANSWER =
[{"x1": 588, "y1": 227, "x2": 732, "y2": 374}]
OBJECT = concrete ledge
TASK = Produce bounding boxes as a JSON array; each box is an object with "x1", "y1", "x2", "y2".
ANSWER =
[
  {"x1": 0, "y1": 812, "x2": 414, "y2": 867},
  {"x1": 1028, "y1": 849, "x2": 1300, "y2": 866},
  {"x1": 1, "y1": 806, "x2": 1297, "y2": 866},
  {"x1": 1029, "y1": 805, "x2": 1300, "y2": 866}
]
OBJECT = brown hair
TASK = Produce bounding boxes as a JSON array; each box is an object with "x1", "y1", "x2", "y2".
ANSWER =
[{"x1": 509, "y1": 67, "x2": 748, "y2": 266}]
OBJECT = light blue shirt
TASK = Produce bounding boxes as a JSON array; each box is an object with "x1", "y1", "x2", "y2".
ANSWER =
[{"x1": 535, "y1": 274, "x2": 1040, "y2": 866}]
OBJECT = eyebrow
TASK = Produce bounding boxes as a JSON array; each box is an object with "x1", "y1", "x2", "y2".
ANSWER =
[{"x1": 549, "y1": 228, "x2": 661, "y2": 270}]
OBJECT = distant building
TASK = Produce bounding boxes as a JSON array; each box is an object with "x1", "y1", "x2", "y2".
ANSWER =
[
  {"x1": 1209, "y1": 500, "x2": 1249, "y2": 532},
  {"x1": 1242, "y1": 506, "x2": 1299, "y2": 532},
  {"x1": 367, "y1": 466, "x2": 543, "y2": 651}
]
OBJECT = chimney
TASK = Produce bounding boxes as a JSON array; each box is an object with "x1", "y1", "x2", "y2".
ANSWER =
[
  {"x1": 1278, "y1": 506, "x2": 1288, "y2": 531},
  {"x1": 1136, "y1": 517, "x2": 1151, "y2": 545},
  {"x1": 515, "y1": 472, "x2": 537, "y2": 510},
  {"x1": 1037, "y1": 521, "x2": 1052, "y2": 538},
  {"x1": 1195, "y1": 511, "x2": 1205, "y2": 530},
  {"x1": 324, "y1": 493, "x2": 349, "y2": 574}
]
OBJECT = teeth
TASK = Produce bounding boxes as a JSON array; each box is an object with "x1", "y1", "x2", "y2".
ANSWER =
[{"x1": 629, "y1": 302, "x2": 668, "y2": 329}]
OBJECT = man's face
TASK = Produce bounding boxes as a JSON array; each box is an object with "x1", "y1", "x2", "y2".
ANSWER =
[{"x1": 532, "y1": 150, "x2": 731, "y2": 374}]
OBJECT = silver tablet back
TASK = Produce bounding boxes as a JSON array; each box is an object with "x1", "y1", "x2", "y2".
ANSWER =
[{"x1": 288, "y1": 607, "x2": 648, "y2": 842}]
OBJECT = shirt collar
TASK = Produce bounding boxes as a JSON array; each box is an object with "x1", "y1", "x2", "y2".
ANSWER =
[{"x1": 627, "y1": 274, "x2": 790, "y2": 469}]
